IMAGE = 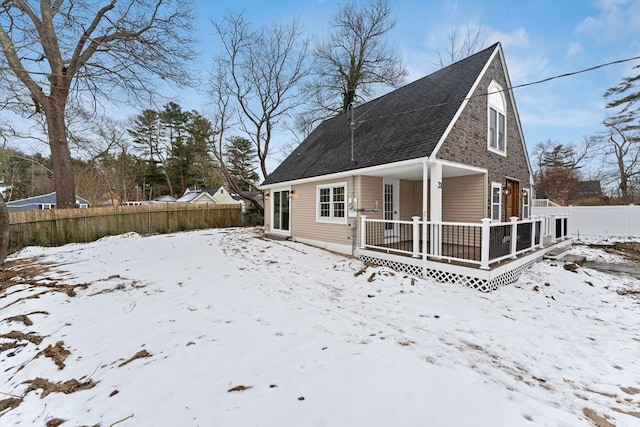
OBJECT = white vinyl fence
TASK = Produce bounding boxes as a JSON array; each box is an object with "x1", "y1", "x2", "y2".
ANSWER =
[{"x1": 532, "y1": 204, "x2": 640, "y2": 238}]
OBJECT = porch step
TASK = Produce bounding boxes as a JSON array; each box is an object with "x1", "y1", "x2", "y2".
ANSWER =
[
  {"x1": 543, "y1": 245, "x2": 586, "y2": 264},
  {"x1": 543, "y1": 245, "x2": 572, "y2": 261}
]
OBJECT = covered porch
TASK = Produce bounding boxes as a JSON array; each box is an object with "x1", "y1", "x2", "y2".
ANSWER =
[
  {"x1": 357, "y1": 215, "x2": 571, "y2": 292},
  {"x1": 353, "y1": 158, "x2": 570, "y2": 291}
]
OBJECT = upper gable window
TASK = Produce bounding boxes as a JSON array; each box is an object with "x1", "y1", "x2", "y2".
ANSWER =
[{"x1": 488, "y1": 81, "x2": 506, "y2": 155}]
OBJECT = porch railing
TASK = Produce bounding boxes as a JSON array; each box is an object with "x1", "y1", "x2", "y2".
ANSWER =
[{"x1": 360, "y1": 215, "x2": 566, "y2": 270}]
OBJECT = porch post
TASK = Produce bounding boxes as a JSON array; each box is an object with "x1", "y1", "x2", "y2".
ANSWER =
[
  {"x1": 510, "y1": 216, "x2": 518, "y2": 258},
  {"x1": 412, "y1": 216, "x2": 420, "y2": 258},
  {"x1": 550, "y1": 215, "x2": 557, "y2": 243},
  {"x1": 530, "y1": 215, "x2": 537, "y2": 251},
  {"x1": 480, "y1": 218, "x2": 491, "y2": 270},
  {"x1": 422, "y1": 161, "x2": 429, "y2": 278},
  {"x1": 430, "y1": 162, "x2": 443, "y2": 258},
  {"x1": 360, "y1": 215, "x2": 367, "y2": 248}
]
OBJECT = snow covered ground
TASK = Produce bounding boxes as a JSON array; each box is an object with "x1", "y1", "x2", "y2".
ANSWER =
[{"x1": 1, "y1": 227, "x2": 638, "y2": 427}]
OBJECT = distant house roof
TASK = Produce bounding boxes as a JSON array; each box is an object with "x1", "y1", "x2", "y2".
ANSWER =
[
  {"x1": 6, "y1": 192, "x2": 91, "y2": 211},
  {"x1": 574, "y1": 180, "x2": 602, "y2": 197},
  {"x1": 175, "y1": 190, "x2": 217, "y2": 204},
  {"x1": 153, "y1": 195, "x2": 176, "y2": 202},
  {"x1": 262, "y1": 43, "x2": 499, "y2": 186}
]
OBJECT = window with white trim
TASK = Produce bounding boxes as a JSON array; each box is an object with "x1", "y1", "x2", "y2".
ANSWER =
[
  {"x1": 488, "y1": 81, "x2": 506, "y2": 154},
  {"x1": 522, "y1": 188, "x2": 530, "y2": 219},
  {"x1": 317, "y1": 183, "x2": 346, "y2": 223},
  {"x1": 491, "y1": 182, "x2": 502, "y2": 221}
]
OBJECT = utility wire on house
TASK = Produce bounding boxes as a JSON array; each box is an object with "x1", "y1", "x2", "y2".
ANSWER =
[{"x1": 355, "y1": 53, "x2": 640, "y2": 126}]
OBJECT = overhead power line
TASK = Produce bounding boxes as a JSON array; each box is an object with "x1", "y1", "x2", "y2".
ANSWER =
[{"x1": 356, "y1": 53, "x2": 640, "y2": 125}]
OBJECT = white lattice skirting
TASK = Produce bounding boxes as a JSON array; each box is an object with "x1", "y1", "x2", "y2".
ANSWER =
[{"x1": 359, "y1": 254, "x2": 538, "y2": 292}]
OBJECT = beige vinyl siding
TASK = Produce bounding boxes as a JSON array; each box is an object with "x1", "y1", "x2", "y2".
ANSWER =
[
  {"x1": 357, "y1": 176, "x2": 383, "y2": 220},
  {"x1": 399, "y1": 180, "x2": 416, "y2": 221},
  {"x1": 442, "y1": 174, "x2": 486, "y2": 222},
  {"x1": 441, "y1": 174, "x2": 485, "y2": 247},
  {"x1": 264, "y1": 196, "x2": 271, "y2": 228},
  {"x1": 290, "y1": 178, "x2": 354, "y2": 247}
]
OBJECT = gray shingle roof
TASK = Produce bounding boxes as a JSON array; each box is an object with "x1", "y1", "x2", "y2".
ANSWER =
[{"x1": 262, "y1": 43, "x2": 499, "y2": 186}]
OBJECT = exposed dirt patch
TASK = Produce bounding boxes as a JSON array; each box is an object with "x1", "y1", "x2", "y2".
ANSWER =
[
  {"x1": 585, "y1": 242, "x2": 640, "y2": 264},
  {"x1": 0, "y1": 341, "x2": 27, "y2": 353},
  {"x1": 0, "y1": 397, "x2": 22, "y2": 414},
  {"x1": 45, "y1": 418, "x2": 66, "y2": 427},
  {"x1": 0, "y1": 330, "x2": 43, "y2": 345},
  {"x1": 118, "y1": 349, "x2": 152, "y2": 367},
  {"x1": 0, "y1": 258, "x2": 88, "y2": 305},
  {"x1": 228, "y1": 385, "x2": 252, "y2": 392},
  {"x1": 583, "y1": 407, "x2": 615, "y2": 427},
  {"x1": 36, "y1": 341, "x2": 71, "y2": 370},
  {"x1": 621, "y1": 386, "x2": 640, "y2": 395},
  {"x1": 3, "y1": 314, "x2": 33, "y2": 326},
  {"x1": 612, "y1": 407, "x2": 640, "y2": 418},
  {"x1": 0, "y1": 259, "x2": 57, "y2": 293},
  {"x1": 24, "y1": 377, "x2": 97, "y2": 398}
]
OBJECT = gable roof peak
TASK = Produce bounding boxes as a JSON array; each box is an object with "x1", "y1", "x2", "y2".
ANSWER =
[{"x1": 262, "y1": 42, "x2": 503, "y2": 186}]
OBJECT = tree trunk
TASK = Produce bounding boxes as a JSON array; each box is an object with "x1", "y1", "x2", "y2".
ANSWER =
[
  {"x1": 45, "y1": 100, "x2": 76, "y2": 209},
  {"x1": 0, "y1": 194, "x2": 9, "y2": 266}
]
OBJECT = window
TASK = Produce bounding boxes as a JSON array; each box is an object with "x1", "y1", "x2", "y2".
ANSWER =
[
  {"x1": 40, "y1": 204, "x2": 55, "y2": 210},
  {"x1": 272, "y1": 189, "x2": 290, "y2": 232},
  {"x1": 317, "y1": 183, "x2": 347, "y2": 223},
  {"x1": 491, "y1": 183, "x2": 502, "y2": 221},
  {"x1": 488, "y1": 81, "x2": 506, "y2": 154},
  {"x1": 522, "y1": 188, "x2": 530, "y2": 220}
]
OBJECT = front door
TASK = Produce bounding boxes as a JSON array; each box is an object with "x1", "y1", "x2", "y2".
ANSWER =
[
  {"x1": 383, "y1": 178, "x2": 399, "y2": 238},
  {"x1": 505, "y1": 179, "x2": 520, "y2": 220}
]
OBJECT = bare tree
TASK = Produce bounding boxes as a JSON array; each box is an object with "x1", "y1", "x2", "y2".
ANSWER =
[
  {"x1": 209, "y1": 59, "x2": 264, "y2": 215},
  {"x1": 532, "y1": 137, "x2": 597, "y2": 203},
  {"x1": 434, "y1": 23, "x2": 485, "y2": 68},
  {"x1": 212, "y1": 12, "x2": 311, "y2": 182},
  {"x1": 305, "y1": 0, "x2": 407, "y2": 123},
  {"x1": 0, "y1": 193, "x2": 7, "y2": 266},
  {"x1": 0, "y1": 0, "x2": 196, "y2": 208},
  {"x1": 600, "y1": 115, "x2": 640, "y2": 203}
]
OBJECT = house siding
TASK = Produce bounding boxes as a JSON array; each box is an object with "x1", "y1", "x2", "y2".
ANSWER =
[
  {"x1": 436, "y1": 53, "x2": 531, "y2": 219},
  {"x1": 442, "y1": 175, "x2": 486, "y2": 222},
  {"x1": 290, "y1": 177, "x2": 355, "y2": 250}
]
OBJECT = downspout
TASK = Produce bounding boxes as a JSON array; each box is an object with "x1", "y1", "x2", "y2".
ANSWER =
[{"x1": 351, "y1": 175, "x2": 357, "y2": 257}]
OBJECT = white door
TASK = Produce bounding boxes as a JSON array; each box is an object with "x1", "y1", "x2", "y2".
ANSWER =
[{"x1": 383, "y1": 178, "x2": 400, "y2": 239}]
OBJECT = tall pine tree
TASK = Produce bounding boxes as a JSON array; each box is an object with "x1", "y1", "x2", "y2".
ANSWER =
[{"x1": 225, "y1": 136, "x2": 258, "y2": 192}]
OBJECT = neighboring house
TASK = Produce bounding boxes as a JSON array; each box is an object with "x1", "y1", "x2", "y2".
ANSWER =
[
  {"x1": 6, "y1": 192, "x2": 91, "y2": 211},
  {"x1": 570, "y1": 180, "x2": 606, "y2": 205},
  {"x1": 204, "y1": 186, "x2": 247, "y2": 211},
  {"x1": 97, "y1": 190, "x2": 123, "y2": 206},
  {"x1": 175, "y1": 189, "x2": 217, "y2": 204},
  {"x1": 261, "y1": 43, "x2": 571, "y2": 291},
  {"x1": 153, "y1": 195, "x2": 177, "y2": 203}
]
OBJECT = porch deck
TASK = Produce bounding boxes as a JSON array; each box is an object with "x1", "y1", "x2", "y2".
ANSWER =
[{"x1": 358, "y1": 215, "x2": 571, "y2": 292}]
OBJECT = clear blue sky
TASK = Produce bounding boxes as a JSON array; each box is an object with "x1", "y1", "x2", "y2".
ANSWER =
[{"x1": 179, "y1": 0, "x2": 639, "y2": 171}]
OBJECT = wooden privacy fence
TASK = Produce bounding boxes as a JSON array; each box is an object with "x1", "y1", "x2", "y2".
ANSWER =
[{"x1": 8, "y1": 203, "x2": 242, "y2": 254}]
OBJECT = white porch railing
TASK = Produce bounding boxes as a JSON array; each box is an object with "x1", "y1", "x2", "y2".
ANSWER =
[
  {"x1": 360, "y1": 215, "x2": 569, "y2": 270},
  {"x1": 533, "y1": 199, "x2": 562, "y2": 208}
]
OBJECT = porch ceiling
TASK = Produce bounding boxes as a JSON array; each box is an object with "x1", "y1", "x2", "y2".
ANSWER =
[{"x1": 364, "y1": 161, "x2": 485, "y2": 181}]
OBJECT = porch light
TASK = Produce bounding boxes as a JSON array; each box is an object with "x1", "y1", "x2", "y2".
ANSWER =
[
  {"x1": 288, "y1": 190, "x2": 295, "y2": 199},
  {"x1": 502, "y1": 184, "x2": 512, "y2": 196},
  {"x1": 264, "y1": 192, "x2": 270, "y2": 200},
  {"x1": 521, "y1": 189, "x2": 528, "y2": 197}
]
